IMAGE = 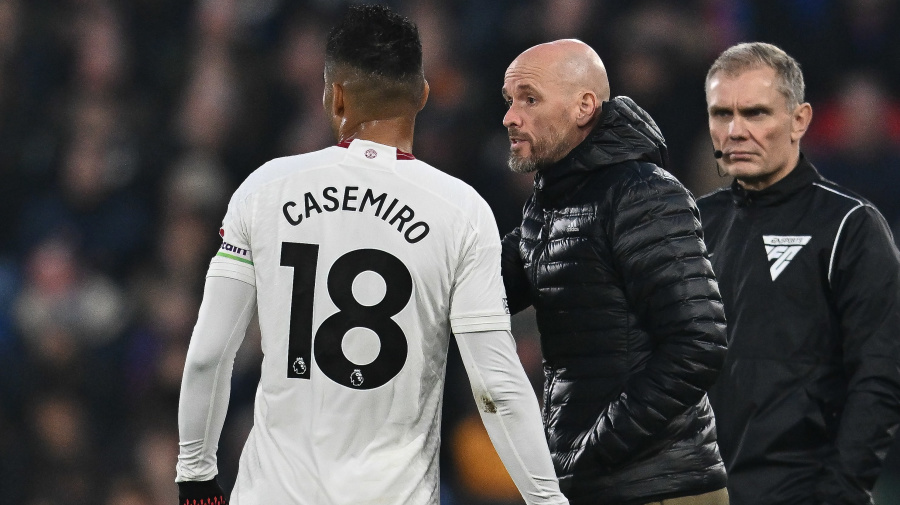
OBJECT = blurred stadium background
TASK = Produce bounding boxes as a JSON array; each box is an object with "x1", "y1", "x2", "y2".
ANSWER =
[{"x1": 1, "y1": 0, "x2": 899, "y2": 504}]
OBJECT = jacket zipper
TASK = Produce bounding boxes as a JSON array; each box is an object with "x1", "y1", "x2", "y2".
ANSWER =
[
  {"x1": 542, "y1": 367, "x2": 556, "y2": 433},
  {"x1": 539, "y1": 209, "x2": 555, "y2": 436},
  {"x1": 541, "y1": 209, "x2": 553, "y2": 241},
  {"x1": 534, "y1": 210, "x2": 553, "y2": 287}
]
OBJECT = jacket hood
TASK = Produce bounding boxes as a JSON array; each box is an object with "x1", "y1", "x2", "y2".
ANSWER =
[
  {"x1": 580, "y1": 95, "x2": 669, "y2": 169},
  {"x1": 535, "y1": 96, "x2": 669, "y2": 203}
]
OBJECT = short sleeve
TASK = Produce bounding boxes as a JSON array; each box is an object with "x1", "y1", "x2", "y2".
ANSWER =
[
  {"x1": 208, "y1": 189, "x2": 256, "y2": 286},
  {"x1": 449, "y1": 196, "x2": 511, "y2": 334}
]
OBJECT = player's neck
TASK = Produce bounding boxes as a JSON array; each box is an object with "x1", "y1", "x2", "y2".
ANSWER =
[{"x1": 339, "y1": 116, "x2": 416, "y2": 153}]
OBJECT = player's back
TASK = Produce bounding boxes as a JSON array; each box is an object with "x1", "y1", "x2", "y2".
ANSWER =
[{"x1": 216, "y1": 139, "x2": 508, "y2": 505}]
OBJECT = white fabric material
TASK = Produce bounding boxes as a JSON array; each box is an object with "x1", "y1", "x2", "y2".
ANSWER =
[
  {"x1": 176, "y1": 139, "x2": 566, "y2": 505},
  {"x1": 176, "y1": 275, "x2": 256, "y2": 482},
  {"x1": 455, "y1": 330, "x2": 569, "y2": 505},
  {"x1": 208, "y1": 245, "x2": 256, "y2": 286}
]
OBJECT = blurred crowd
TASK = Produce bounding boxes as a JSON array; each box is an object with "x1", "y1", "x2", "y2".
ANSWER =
[{"x1": 1, "y1": 0, "x2": 899, "y2": 504}]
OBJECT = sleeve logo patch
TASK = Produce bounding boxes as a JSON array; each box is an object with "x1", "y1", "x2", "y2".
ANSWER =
[{"x1": 216, "y1": 241, "x2": 253, "y2": 265}]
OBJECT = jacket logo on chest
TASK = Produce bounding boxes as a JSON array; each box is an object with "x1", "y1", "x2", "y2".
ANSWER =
[{"x1": 763, "y1": 235, "x2": 811, "y2": 280}]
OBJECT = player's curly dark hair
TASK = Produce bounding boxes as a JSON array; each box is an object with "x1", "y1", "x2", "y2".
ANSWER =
[{"x1": 325, "y1": 4, "x2": 423, "y2": 85}]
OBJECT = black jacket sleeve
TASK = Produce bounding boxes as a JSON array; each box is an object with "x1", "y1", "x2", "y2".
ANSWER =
[
  {"x1": 815, "y1": 205, "x2": 900, "y2": 505},
  {"x1": 587, "y1": 169, "x2": 728, "y2": 466},
  {"x1": 501, "y1": 226, "x2": 533, "y2": 315}
]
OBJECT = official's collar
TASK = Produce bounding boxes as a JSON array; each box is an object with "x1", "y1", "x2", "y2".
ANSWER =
[{"x1": 730, "y1": 154, "x2": 821, "y2": 207}]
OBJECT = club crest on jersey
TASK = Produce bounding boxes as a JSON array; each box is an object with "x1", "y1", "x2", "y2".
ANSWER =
[
  {"x1": 350, "y1": 369, "x2": 364, "y2": 387},
  {"x1": 763, "y1": 235, "x2": 811, "y2": 280}
]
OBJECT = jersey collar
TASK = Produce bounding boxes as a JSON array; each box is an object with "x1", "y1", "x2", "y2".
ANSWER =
[{"x1": 337, "y1": 139, "x2": 415, "y2": 160}]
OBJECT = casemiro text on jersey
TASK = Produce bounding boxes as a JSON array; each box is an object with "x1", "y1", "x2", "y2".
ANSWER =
[{"x1": 282, "y1": 185, "x2": 430, "y2": 244}]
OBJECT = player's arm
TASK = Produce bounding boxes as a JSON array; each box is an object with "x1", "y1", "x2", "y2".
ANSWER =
[
  {"x1": 175, "y1": 274, "x2": 257, "y2": 504},
  {"x1": 815, "y1": 206, "x2": 900, "y2": 503},
  {"x1": 455, "y1": 329, "x2": 569, "y2": 505},
  {"x1": 451, "y1": 195, "x2": 567, "y2": 504}
]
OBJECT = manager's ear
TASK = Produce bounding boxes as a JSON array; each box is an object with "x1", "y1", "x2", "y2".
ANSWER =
[{"x1": 576, "y1": 91, "x2": 599, "y2": 127}]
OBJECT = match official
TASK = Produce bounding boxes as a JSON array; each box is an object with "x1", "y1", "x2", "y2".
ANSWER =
[{"x1": 699, "y1": 42, "x2": 900, "y2": 505}]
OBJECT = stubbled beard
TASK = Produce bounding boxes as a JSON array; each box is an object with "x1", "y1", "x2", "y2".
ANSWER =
[
  {"x1": 508, "y1": 151, "x2": 538, "y2": 174},
  {"x1": 507, "y1": 127, "x2": 570, "y2": 174}
]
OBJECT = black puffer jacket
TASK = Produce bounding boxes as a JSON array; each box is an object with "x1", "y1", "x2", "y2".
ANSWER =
[{"x1": 501, "y1": 97, "x2": 728, "y2": 504}]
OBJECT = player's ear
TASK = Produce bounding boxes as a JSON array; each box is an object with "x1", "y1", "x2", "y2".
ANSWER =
[
  {"x1": 329, "y1": 82, "x2": 345, "y2": 118},
  {"x1": 418, "y1": 80, "x2": 430, "y2": 112}
]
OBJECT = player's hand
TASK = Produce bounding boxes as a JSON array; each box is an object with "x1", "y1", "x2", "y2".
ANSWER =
[{"x1": 177, "y1": 478, "x2": 227, "y2": 505}]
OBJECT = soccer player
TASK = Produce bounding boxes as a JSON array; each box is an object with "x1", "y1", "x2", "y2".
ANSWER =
[{"x1": 174, "y1": 5, "x2": 568, "y2": 505}]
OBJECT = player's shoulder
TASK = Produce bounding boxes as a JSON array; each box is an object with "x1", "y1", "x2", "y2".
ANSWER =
[
  {"x1": 233, "y1": 146, "x2": 344, "y2": 199},
  {"x1": 397, "y1": 158, "x2": 498, "y2": 233},
  {"x1": 396, "y1": 158, "x2": 488, "y2": 211}
]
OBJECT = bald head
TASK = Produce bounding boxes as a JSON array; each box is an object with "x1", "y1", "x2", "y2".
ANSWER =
[
  {"x1": 511, "y1": 39, "x2": 610, "y2": 103},
  {"x1": 502, "y1": 39, "x2": 609, "y2": 173}
]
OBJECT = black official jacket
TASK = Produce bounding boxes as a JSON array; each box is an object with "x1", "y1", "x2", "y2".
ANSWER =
[
  {"x1": 502, "y1": 97, "x2": 728, "y2": 505},
  {"x1": 698, "y1": 156, "x2": 900, "y2": 505}
]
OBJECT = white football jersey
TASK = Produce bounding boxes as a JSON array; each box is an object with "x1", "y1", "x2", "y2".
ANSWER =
[{"x1": 209, "y1": 139, "x2": 511, "y2": 505}]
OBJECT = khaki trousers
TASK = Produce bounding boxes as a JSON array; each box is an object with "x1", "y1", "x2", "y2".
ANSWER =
[{"x1": 643, "y1": 487, "x2": 729, "y2": 505}]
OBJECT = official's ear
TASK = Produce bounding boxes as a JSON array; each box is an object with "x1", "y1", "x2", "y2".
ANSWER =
[
  {"x1": 576, "y1": 91, "x2": 599, "y2": 128},
  {"x1": 791, "y1": 102, "x2": 812, "y2": 143}
]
